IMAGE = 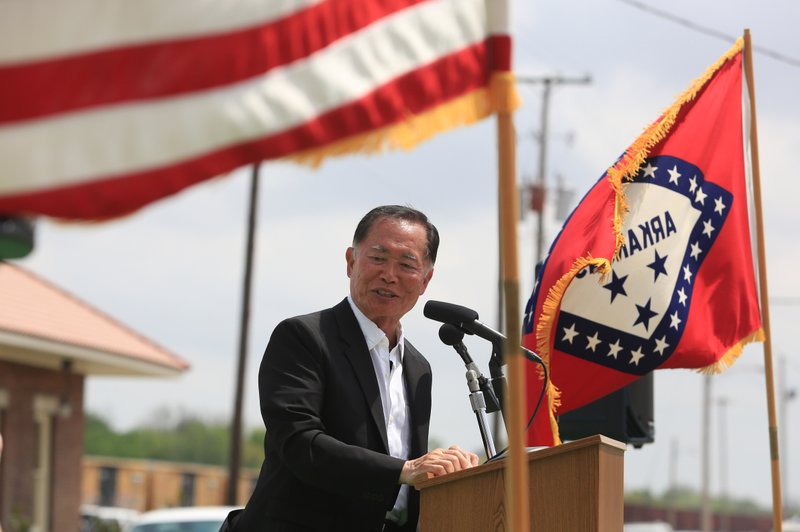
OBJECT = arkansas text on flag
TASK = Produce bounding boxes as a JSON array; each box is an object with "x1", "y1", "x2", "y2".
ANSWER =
[{"x1": 523, "y1": 38, "x2": 764, "y2": 446}]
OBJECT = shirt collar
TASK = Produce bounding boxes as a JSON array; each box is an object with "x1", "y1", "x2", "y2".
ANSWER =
[{"x1": 347, "y1": 295, "x2": 405, "y2": 359}]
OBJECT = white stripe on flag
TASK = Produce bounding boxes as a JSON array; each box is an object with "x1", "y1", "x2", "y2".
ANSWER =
[
  {"x1": 0, "y1": 0, "x2": 322, "y2": 63},
  {"x1": 0, "y1": 0, "x2": 487, "y2": 193}
]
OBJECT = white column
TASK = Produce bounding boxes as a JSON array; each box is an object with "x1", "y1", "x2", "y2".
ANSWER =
[{"x1": 32, "y1": 395, "x2": 58, "y2": 532}]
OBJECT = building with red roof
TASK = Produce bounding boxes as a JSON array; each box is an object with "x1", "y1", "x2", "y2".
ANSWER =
[{"x1": 0, "y1": 262, "x2": 188, "y2": 532}]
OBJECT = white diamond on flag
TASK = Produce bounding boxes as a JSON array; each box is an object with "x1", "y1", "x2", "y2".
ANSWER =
[{"x1": 552, "y1": 155, "x2": 733, "y2": 375}]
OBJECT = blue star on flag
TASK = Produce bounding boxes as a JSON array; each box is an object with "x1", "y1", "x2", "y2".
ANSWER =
[
  {"x1": 602, "y1": 270, "x2": 629, "y2": 303},
  {"x1": 646, "y1": 250, "x2": 669, "y2": 281},
  {"x1": 633, "y1": 298, "x2": 659, "y2": 331}
]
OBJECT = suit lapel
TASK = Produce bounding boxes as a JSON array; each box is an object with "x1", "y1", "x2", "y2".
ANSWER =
[
  {"x1": 402, "y1": 341, "x2": 431, "y2": 456},
  {"x1": 333, "y1": 299, "x2": 390, "y2": 452}
]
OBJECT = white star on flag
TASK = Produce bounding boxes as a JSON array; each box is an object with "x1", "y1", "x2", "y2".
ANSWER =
[
  {"x1": 642, "y1": 162, "x2": 658, "y2": 179},
  {"x1": 667, "y1": 165, "x2": 681, "y2": 184},
  {"x1": 695, "y1": 187, "x2": 708, "y2": 205},
  {"x1": 714, "y1": 196, "x2": 726, "y2": 214},
  {"x1": 690, "y1": 242, "x2": 702, "y2": 259},
  {"x1": 630, "y1": 347, "x2": 645, "y2": 366},
  {"x1": 670, "y1": 311, "x2": 682, "y2": 330},
  {"x1": 607, "y1": 340, "x2": 623, "y2": 359},
  {"x1": 562, "y1": 323, "x2": 579, "y2": 343},
  {"x1": 585, "y1": 332, "x2": 602, "y2": 352},
  {"x1": 683, "y1": 264, "x2": 693, "y2": 283},
  {"x1": 654, "y1": 336, "x2": 670, "y2": 355},
  {"x1": 703, "y1": 219, "x2": 715, "y2": 237},
  {"x1": 677, "y1": 287, "x2": 688, "y2": 306}
]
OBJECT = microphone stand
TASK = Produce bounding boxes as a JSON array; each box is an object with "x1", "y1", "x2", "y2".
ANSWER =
[
  {"x1": 465, "y1": 367, "x2": 497, "y2": 458},
  {"x1": 438, "y1": 324, "x2": 498, "y2": 459},
  {"x1": 487, "y1": 345, "x2": 507, "y2": 426}
]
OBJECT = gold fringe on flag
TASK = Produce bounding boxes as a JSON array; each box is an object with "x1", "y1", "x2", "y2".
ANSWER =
[
  {"x1": 534, "y1": 38, "x2": 746, "y2": 445},
  {"x1": 607, "y1": 37, "x2": 744, "y2": 250},
  {"x1": 289, "y1": 74, "x2": 521, "y2": 167},
  {"x1": 535, "y1": 255, "x2": 612, "y2": 444},
  {"x1": 698, "y1": 328, "x2": 765, "y2": 374}
]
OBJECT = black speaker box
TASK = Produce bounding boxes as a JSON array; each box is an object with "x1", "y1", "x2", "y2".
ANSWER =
[{"x1": 558, "y1": 372, "x2": 655, "y2": 448}]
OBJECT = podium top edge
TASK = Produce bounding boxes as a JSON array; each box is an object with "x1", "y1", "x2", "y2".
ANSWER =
[{"x1": 414, "y1": 434, "x2": 627, "y2": 490}]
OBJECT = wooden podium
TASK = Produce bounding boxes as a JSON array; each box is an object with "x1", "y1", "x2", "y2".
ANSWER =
[{"x1": 415, "y1": 435, "x2": 626, "y2": 532}]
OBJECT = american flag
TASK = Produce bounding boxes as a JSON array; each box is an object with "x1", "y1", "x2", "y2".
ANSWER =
[{"x1": 0, "y1": 0, "x2": 511, "y2": 219}]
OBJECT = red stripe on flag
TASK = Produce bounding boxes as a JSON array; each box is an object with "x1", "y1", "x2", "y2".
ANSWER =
[
  {"x1": 0, "y1": 41, "x2": 489, "y2": 219},
  {"x1": 0, "y1": 0, "x2": 426, "y2": 124},
  {"x1": 487, "y1": 35, "x2": 512, "y2": 72}
]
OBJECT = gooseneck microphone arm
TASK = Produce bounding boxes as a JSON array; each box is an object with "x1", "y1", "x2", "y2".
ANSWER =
[
  {"x1": 438, "y1": 323, "x2": 475, "y2": 367},
  {"x1": 427, "y1": 301, "x2": 507, "y2": 414},
  {"x1": 437, "y1": 323, "x2": 497, "y2": 459},
  {"x1": 438, "y1": 324, "x2": 501, "y2": 414}
]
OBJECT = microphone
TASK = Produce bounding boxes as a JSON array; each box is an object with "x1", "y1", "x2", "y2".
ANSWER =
[
  {"x1": 438, "y1": 323, "x2": 479, "y2": 372},
  {"x1": 438, "y1": 323, "x2": 473, "y2": 366},
  {"x1": 424, "y1": 300, "x2": 506, "y2": 348}
]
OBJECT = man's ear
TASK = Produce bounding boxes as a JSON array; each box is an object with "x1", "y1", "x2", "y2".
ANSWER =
[
  {"x1": 419, "y1": 267, "x2": 434, "y2": 295},
  {"x1": 345, "y1": 247, "x2": 355, "y2": 277}
]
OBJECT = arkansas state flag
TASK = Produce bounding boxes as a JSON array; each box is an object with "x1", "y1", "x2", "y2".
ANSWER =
[{"x1": 523, "y1": 38, "x2": 764, "y2": 446}]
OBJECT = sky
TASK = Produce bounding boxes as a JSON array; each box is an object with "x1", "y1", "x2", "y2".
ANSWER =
[{"x1": 16, "y1": 0, "x2": 800, "y2": 511}]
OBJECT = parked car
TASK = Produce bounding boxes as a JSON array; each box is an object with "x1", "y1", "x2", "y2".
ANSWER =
[
  {"x1": 623, "y1": 523, "x2": 673, "y2": 532},
  {"x1": 778, "y1": 517, "x2": 800, "y2": 532},
  {"x1": 129, "y1": 506, "x2": 239, "y2": 532},
  {"x1": 80, "y1": 504, "x2": 140, "y2": 532}
]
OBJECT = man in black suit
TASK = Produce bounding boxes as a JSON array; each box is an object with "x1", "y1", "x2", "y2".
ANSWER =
[{"x1": 228, "y1": 205, "x2": 478, "y2": 532}]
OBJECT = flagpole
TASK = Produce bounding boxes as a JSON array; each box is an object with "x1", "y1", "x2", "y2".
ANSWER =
[
  {"x1": 494, "y1": 70, "x2": 530, "y2": 531},
  {"x1": 743, "y1": 29, "x2": 784, "y2": 530}
]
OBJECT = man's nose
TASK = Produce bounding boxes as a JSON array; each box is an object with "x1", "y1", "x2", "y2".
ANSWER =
[{"x1": 380, "y1": 260, "x2": 398, "y2": 282}]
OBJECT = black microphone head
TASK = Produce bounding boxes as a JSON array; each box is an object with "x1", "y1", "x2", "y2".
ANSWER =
[
  {"x1": 424, "y1": 300, "x2": 479, "y2": 324},
  {"x1": 438, "y1": 323, "x2": 465, "y2": 346}
]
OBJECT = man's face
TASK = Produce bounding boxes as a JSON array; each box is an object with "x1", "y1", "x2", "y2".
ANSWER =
[{"x1": 346, "y1": 217, "x2": 433, "y2": 337}]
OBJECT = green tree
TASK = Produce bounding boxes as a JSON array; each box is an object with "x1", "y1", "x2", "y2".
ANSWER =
[
  {"x1": 624, "y1": 485, "x2": 769, "y2": 515},
  {"x1": 85, "y1": 409, "x2": 265, "y2": 467}
]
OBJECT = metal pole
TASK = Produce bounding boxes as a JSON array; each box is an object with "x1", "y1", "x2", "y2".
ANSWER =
[
  {"x1": 226, "y1": 162, "x2": 260, "y2": 504},
  {"x1": 718, "y1": 397, "x2": 729, "y2": 532},
  {"x1": 667, "y1": 438, "x2": 678, "y2": 528},
  {"x1": 535, "y1": 79, "x2": 551, "y2": 263},
  {"x1": 701, "y1": 375, "x2": 712, "y2": 532},
  {"x1": 778, "y1": 355, "x2": 794, "y2": 512}
]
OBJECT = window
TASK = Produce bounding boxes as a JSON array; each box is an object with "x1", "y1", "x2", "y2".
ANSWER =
[
  {"x1": 180, "y1": 472, "x2": 196, "y2": 507},
  {"x1": 99, "y1": 466, "x2": 118, "y2": 507}
]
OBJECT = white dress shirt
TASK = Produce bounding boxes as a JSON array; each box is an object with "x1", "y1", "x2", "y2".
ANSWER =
[{"x1": 347, "y1": 296, "x2": 411, "y2": 524}]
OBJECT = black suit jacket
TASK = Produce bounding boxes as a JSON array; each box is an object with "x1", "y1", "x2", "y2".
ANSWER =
[{"x1": 233, "y1": 299, "x2": 432, "y2": 532}]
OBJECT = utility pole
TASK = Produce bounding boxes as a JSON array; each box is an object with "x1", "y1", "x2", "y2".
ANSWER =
[
  {"x1": 779, "y1": 355, "x2": 797, "y2": 512},
  {"x1": 516, "y1": 74, "x2": 591, "y2": 263},
  {"x1": 667, "y1": 437, "x2": 679, "y2": 528},
  {"x1": 701, "y1": 375, "x2": 713, "y2": 532},
  {"x1": 226, "y1": 162, "x2": 260, "y2": 504},
  {"x1": 718, "y1": 397, "x2": 730, "y2": 532}
]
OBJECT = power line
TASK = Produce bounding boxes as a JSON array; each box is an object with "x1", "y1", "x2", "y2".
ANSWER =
[{"x1": 617, "y1": 0, "x2": 800, "y2": 68}]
